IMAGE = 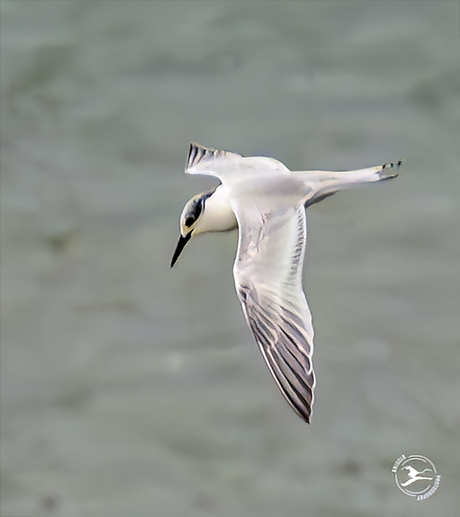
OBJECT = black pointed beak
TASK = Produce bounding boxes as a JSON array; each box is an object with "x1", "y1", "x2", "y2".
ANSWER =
[{"x1": 170, "y1": 232, "x2": 192, "y2": 268}]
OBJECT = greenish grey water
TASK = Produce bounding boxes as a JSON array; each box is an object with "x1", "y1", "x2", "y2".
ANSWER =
[{"x1": 1, "y1": 2, "x2": 459, "y2": 516}]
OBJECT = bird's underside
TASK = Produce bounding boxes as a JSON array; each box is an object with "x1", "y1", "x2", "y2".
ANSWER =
[{"x1": 173, "y1": 143, "x2": 400, "y2": 423}]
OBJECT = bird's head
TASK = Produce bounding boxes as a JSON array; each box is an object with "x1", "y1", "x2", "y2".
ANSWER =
[{"x1": 170, "y1": 190, "x2": 214, "y2": 268}]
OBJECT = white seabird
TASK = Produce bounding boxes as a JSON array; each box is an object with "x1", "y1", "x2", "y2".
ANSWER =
[{"x1": 171, "y1": 143, "x2": 400, "y2": 423}]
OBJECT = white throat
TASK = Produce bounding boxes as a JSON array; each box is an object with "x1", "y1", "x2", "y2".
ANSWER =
[{"x1": 195, "y1": 185, "x2": 237, "y2": 235}]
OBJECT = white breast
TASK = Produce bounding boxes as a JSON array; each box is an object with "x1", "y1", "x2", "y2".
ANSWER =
[{"x1": 195, "y1": 185, "x2": 237, "y2": 235}]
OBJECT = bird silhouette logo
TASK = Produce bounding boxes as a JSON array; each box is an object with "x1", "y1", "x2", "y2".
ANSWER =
[
  {"x1": 392, "y1": 455, "x2": 441, "y2": 500},
  {"x1": 400, "y1": 465, "x2": 433, "y2": 487}
]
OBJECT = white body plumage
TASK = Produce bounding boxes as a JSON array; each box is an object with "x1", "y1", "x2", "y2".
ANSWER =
[{"x1": 172, "y1": 143, "x2": 400, "y2": 423}]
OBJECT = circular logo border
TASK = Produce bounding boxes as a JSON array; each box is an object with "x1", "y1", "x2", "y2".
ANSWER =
[{"x1": 392, "y1": 454, "x2": 441, "y2": 501}]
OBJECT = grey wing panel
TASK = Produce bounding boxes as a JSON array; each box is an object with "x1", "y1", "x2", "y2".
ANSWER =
[{"x1": 237, "y1": 280, "x2": 315, "y2": 423}]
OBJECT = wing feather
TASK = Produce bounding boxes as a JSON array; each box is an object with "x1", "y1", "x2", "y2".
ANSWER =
[
  {"x1": 185, "y1": 143, "x2": 241, "y2": 177},
  {"x1": 232, "y1": 201, "x2": 316, "y2": 423},
  {"x1": 185, "y1": 143, "x2": 290, "y2": 181}
]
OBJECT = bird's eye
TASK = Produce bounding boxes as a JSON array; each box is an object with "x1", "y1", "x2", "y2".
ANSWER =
[
  {"x1": 194, "y1": 201, "x2": 203, "y2": 219},
  {"x1": 185, "y1": 216, "x2": 195, "y2": 227}
]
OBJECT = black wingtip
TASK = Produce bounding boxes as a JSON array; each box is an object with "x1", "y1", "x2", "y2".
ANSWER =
[
  {"x1": 186, "y1": 143, "x2": 218, "y2": 171},
  {"x1": 186, "y1": 142, "x2": 240, "y2": 171},
  {"x1": 380, "y1": 159, "x2": 402, "y2": 181}
]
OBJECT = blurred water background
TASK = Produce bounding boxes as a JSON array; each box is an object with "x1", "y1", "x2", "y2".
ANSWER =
[{"x1": 1, "y1": 1, "x2": 459, "y2": 516}]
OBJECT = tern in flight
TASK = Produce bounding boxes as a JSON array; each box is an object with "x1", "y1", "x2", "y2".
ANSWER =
[{"x1": 171, "y1": 143, "x2": 400, "y2": 423}]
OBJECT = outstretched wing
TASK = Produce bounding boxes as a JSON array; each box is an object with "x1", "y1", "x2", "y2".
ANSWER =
[
  {"x1": 232, "y1": 199, "x2": 315, "y2": 423},
  {"x1": 185, "y1": 143, "x2": 290, "y2": 182},
  {"x1": 185, "y1": 142, "x2": 242, "y2": 177}
]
